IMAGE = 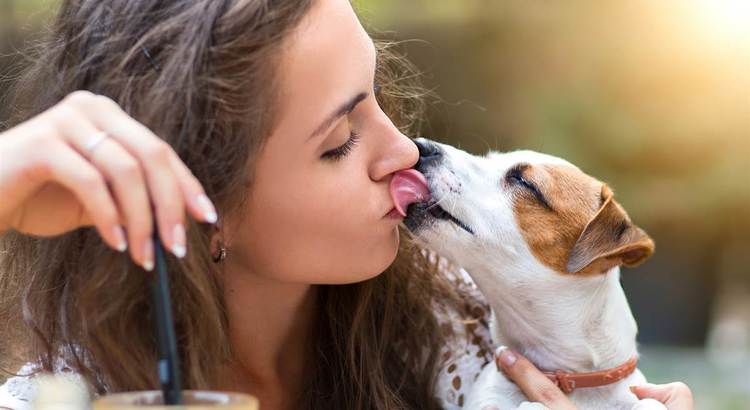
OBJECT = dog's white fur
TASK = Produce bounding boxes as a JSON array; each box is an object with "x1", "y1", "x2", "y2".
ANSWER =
[{"x1": 406, "y1": 139, "x2": 667, "y2": 410}]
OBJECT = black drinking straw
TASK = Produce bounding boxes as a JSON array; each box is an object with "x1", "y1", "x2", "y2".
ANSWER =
[
  {"x1": 140, "y1": 45, "x2": 182, "y2": 405},
  {"x1": 148, "y1": 220, "x2": 183, "y2": 404}
]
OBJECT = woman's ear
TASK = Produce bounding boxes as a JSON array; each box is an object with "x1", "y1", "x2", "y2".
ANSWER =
[{"x1": 566, "y1": 186, "x2": 654, "y2": 274}]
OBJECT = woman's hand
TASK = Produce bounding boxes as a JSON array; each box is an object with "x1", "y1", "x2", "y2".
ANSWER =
[
  {"x1": 0, "y1": 90, "x2": 218, "y2": 270},
  {"x1": 494, "y1": 346, "x2": 577, "y2": 410},
  {"x1": 630, "y1": 383, "x2": 694, "y2": 409},
  {"x1": 494, "y1": 347, "x2": 695, "y2": 410}
]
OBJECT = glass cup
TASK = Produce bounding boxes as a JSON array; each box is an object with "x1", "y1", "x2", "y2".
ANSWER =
[{"x1": 92, "y1": 391, "x2": 259, "y2": 410}]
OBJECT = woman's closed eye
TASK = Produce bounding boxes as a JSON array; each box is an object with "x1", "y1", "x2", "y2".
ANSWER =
[
  {"x1": 321, "y1": 130, "x2": 360, "y2": 161},
  {"x1": 319, "y1": 84, "x2": 381, "y2": 162}
]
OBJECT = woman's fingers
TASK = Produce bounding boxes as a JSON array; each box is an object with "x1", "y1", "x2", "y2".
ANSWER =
[
  {"x1": 52, "y1": 104, "x2": 155, "y2": 269},
  {"x1": 167, "y1": 149, "x2": 218, "y2": 224},
  {"x1": 494, "y1": 346, "x2": 578, "y2": 410},
  {"x1": 74, "y1": 92, "x2": 216, "y2": 224},
  {"x1": 43, "y1": 139, "x2": 126, "y2": 253},
  {"x1": 630, "y1": 383, "x2": 694, "y2": 410},
  {"x1": 60, "y1": 91, "x2": 174, "y2": 266},
  {"x1": 61, "y1": 91, "x2": 217, "y2": 266}
]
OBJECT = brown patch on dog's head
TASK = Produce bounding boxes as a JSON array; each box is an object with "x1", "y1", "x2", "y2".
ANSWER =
[{"x1": 510, "y1": 164, "x2": 654, "y2": 275}]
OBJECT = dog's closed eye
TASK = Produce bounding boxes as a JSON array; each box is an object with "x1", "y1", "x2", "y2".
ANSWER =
[{"x1": 505, "y1": 164, "x2": 553, "y2": 211}]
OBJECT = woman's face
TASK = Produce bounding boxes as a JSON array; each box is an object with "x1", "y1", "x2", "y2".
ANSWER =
[{"x1": 221, "y1": 0, "x2": 418, "y2": 284}]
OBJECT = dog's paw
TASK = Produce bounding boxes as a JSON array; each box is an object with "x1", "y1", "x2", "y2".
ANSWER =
[
  {"x1": 630, "y1": 398, "x2": 669, "y2": 410},
  {"x1": 516, "y1": 402, "x2": 550, "y2": 410}
]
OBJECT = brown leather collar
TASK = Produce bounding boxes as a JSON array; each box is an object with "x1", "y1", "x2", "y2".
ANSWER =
[{"x1": 542, "y1": 357, "x2": 638, "y2": 394}]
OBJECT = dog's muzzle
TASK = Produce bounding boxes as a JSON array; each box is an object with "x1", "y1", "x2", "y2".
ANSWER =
[{"x1": 404, "y1": 138, "x2": 474, "y2": 235}]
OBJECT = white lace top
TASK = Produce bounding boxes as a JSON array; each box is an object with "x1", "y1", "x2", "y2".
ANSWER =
[
  {"x1": 0, "y1": 266, "x2": 494, "y2": 409},
  {"x1": 432, "y1": 265, "x2": 495, "y2": 408}
]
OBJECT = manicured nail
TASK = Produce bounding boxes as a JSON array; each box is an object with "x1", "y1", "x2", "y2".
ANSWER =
[
  {"x1": 495, "y1": 345, "x2": 507, "y2": 357},
  {"x1": 197, "y1": 194, "x2": 217, "y2": 223},
  {"x1": 494, "y1": 346, "x2": 506, "y2": 370},
  {"x1": 171, "y1": 223, "x2": 186, "y2": 258},
  {"x1": 495, "y1": 345, "x2": 517, "y2": 367},
  {"x1": 143, "y1": 237, "x2": 154, "y2": 271},
  {"x1": 113, "y1": 225, "x2": 127, "y2": 252}
]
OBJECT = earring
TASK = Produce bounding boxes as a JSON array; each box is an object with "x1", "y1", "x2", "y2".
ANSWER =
[{"x1": 212, "y1": 246, "x2": 226, "y2": 263}]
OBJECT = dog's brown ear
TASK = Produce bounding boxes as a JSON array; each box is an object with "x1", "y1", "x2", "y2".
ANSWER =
[{"x1": 566, "y1": 185, "x2": 654, "y2": 274}]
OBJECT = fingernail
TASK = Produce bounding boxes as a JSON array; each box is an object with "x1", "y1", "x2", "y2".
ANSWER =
[
  {"x1": 171, "y1": 223, "x2": 186, "y2": 258},
  {"x1": 113, "y1": 225, "x2": 127, "y2": 252},
  {"x1": 494, "y1": 345, "x2": 507, "y2": 370},
  {"x1": 629, "y1": 385, "x2": 638, "y2": 394},
  {"x1": 143, "y1": 237, "x2": 154, "y2": 271},
  {"x1": 495, "y1": 345, "x2": 508, "y2": 359},
  {"x1": 197, "y1": 194, "x2": 217, "y2": 224},
  {"x1": 496, "y1": 345, "x2": 517, "y2": 367}
]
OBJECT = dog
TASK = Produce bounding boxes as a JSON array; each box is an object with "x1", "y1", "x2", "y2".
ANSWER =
[{"x1": 397, "y1": 138, "x2": 667, "y2": 410}]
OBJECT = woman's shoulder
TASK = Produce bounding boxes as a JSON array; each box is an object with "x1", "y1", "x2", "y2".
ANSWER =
[{"x1": 433, "y1": 262, "x2": 495, "y2": 409}]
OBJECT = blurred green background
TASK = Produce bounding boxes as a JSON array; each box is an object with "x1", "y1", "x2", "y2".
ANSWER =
[{"x1": 2, "y1": 0, "x2": 749, "y2": 408}]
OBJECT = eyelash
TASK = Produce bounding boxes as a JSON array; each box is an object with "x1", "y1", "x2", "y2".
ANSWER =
[
  {"x1": 321, "y1": 131, "x2": 361, "y2": 161},
  {"x1": 319, "y1": 84, "x2": 380, "y2": 162},
  {"x1": 505, "y1": 166, "x2": 552, "y2": 210}
]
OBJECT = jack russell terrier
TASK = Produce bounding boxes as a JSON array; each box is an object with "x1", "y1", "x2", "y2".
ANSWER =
[{"x1": 389, "y1": 138, "x2": 666, "y2": 410}]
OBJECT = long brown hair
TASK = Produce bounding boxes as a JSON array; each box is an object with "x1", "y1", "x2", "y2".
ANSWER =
[{"x1": 0, "y1": 1, "x2": 474, "y2": 408}]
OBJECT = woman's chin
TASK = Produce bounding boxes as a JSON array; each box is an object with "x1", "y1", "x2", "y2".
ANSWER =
[{"x1": 326, "y1": 232, "x2": 400, "y2": 285}]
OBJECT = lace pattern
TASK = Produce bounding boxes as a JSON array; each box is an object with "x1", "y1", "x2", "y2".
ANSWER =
[{"x1": 433, "y1": 264, "x2": 495, "y2": 409}]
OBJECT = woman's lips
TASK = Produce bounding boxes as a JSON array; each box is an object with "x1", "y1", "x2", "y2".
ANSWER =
[
  {"x1": 386, "y1": 208, "x2": 402, "y2": 219},
  {"x1": 389, "y1": 169, "x2": 431, "y2": 217}
]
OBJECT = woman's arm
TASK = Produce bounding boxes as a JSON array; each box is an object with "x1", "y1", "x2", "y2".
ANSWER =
[{"x1": 494, "y1": 347, "x2": 694, "y2": 410}]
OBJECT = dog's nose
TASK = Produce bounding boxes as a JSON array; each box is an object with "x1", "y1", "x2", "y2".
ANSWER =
[{"x1": 414, "y1": 137, "x2": 442, "y2": 171}]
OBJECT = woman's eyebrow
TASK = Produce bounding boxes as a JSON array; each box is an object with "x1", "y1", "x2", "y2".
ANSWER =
[{"x1": 308, "y1": 91, "x2": 368, "y2": 140}]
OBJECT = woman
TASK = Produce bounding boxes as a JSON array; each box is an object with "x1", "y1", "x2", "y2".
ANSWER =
[{"x1": 0, "y1": 0, "x2": 692, "y2": 409}]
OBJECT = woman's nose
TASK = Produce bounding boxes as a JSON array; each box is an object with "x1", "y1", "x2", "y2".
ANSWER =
[
  {"x1": 369, "y1": 128, "x2": 419, "y2": 181},
  {"x1": 414, "y1": 137, "x2": 443, "y2": 172}
]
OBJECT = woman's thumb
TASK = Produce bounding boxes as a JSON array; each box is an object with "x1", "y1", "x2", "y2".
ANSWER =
[
  {"x1": 630, "y1": 383, "x2": 666, "y2": 401},
  {"x1": 629, "y1": 382, "x2": 694, "y2": 410}
]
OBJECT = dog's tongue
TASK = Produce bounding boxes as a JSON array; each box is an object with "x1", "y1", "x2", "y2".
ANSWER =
[{"x1": 390, "y1": 169, "x2": 431, "y2": 217}]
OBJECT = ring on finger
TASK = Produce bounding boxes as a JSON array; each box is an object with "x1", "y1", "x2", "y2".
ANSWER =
[{"x1": 84, "y1": 130, "x2": 109, "y2": 153}]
